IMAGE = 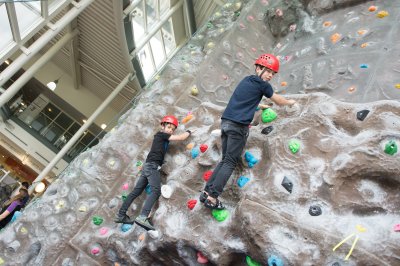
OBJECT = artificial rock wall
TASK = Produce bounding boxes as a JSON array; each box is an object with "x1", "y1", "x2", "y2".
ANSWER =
[{"x1": 1, "y1": 0, "x2": 400, "y2": 265}]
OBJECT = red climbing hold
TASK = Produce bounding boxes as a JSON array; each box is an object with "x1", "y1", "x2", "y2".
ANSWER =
[
  {"x1": 203, "y1": 170, "x2": 213, "y2": 181},
  {"x1": 200, "y1": 144, "x2": 208, "y2": 153},
  {"x1": 187, "y1": 199, "x2": 197, "y2": 210},
  {"x1": 197, "y1": 251, "x2": 208, "y2": 264}
]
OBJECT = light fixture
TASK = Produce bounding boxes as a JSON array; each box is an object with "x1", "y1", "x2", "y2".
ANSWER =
[
  {"x1": 5, "y1": 59, "x2": 10, "y2": 65},
  {"x1": 101, "y1": 124, "x2": 107, "y2": 130},
  {"x1": 34, "y1": 182, "x2": 46, "y2": 193},
  {"x1": 46, "y1": 79, "x2": 59, "y2": 91},
  {"x1": 82, "y1": 119, "x2": 87, "y2": 123}
]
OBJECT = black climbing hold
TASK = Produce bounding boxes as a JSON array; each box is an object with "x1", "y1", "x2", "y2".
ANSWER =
[
  {"x1": 309, "y1": 205, "x2": 322, "y2": 216},
  {"x1": 281, "y1": 176, "x2": 293, "y2": 193},
  {"x1": 261, "y1": 126, "x2": 274, "y2": 135},
  {"x1": 356, "y1": 110, "x2": 369, "y2": 121},
  {"x1": 331, "y1": 262, "x2": 341, "y2": 266}
]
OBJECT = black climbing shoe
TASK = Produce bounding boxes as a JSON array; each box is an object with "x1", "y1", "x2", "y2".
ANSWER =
[
  {"x1": 114, "y1": 214, "x2": 135, "y2": 224},
  {"x1": 204, "y1": 198, "x2": 225, "y2": 210},
  {"x1": 135, "y1": 215, "x2": 155, "y2": 231},
  {"x1": 199, "y1": 191, "x2": 208, "y2": 203}
]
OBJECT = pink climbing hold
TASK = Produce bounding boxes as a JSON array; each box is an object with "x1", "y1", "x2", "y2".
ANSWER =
[
  {"x1": 247, "y1": 15, "x2": 254, "y2": 22},
  {"x1": 222, "y1": 74, "x2": 228, "y2": 80},
  {"x1": 276, "y1": 9, "x2": 283, "y2": 17},
  {"x1": 91, "y1": 247, "x2": 100, "y2": 255},
  {"x1": 122, "y1": 183, "x2": 129, "y2": 190},
  {"x1": 99, "y1": 227, "x2": 109, "y2": 235},
  {"x1": 197, "y1": 251, "x2": 208, "y2": 264},
  {"x1": 203, "y1": 170, "x2": 213, "y2": 181},
  {"x1": 394, "y1": 224, "x2": 400, "y2": 232},
  {"x1": 187, "y1": 199, "x2": 197, "y2": 210},
  {"x1": 200, "y1": 144, "x2": 208, "y2": 153}
]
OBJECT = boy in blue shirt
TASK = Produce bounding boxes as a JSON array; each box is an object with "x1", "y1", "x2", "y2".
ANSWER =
[
  {"x1": 115, "y1": 115, "x2": 192, "y2": 230},
  {"x1": 200, "y1": 54, "x2": 296, "y2": 209}
]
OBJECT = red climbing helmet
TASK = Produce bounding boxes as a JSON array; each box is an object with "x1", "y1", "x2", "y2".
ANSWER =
[
  {"x1": 254, "y1": 53, "x2": 280, "y2": 73},
  {"x1": 161, "y1": 115, "x2": 178, "y2": 127}
]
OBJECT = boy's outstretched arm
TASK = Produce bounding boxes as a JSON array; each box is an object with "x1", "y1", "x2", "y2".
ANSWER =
[
  {"x1": 169, "y1": 130, "x2": 193, "y2": 141},
  {"x1": 270, "y1": 93, "x2": 296, "y2": 106}
]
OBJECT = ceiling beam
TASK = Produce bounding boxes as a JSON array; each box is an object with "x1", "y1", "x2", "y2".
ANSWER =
[{"x1": 66, "y1": 18, "x2": 81, "y2": 90}]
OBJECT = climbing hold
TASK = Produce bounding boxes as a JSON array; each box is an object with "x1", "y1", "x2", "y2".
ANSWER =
[
  {"x1": 10, "y1": 211, "x2": 21, "y2": 223},
  {"x1": 368, "y1": 6, "x2": 377, "y2": 12},
  {"x1": 360, "y1": 43, "x2": 368, "y2": 48},
  {"x1": 145, "y1": 184, "x2": 152, "y2": 195},
  {"x1": 356, "y1": 224, "x2": 367, "y2": 233},
  {"x1": 323, "y1": 21, "x2": 332, "y2": 27},
  {"x1": 206, "y1": 22, "x2": 213, "y2": 29},
  {"x1": 186, "y1": 143, "x2": 195, "y2": 150},
  {"x1": 268, "y1": 255, "x2": 284, "y2": 266},
  {"x1": 237, "y1": 176, "x2": 250, "y2": 188},
  {"x1": 289, "y1": 24, "x2": 296, "y2": 31},
  {"x1": 203, "y1": 170, "x2": 213, "y2": 181},
  {"x1": 187, "y1": 199, "x2": 197, "y2": 210},
  {"x1": 121, "y1": 192, "x2": 128, "y2": 201},
  {"x1": 206, "y1": 42, "x2": 215, "y2": 49},
  {"x1": 197, "y1": 251, "x2": 208, "y2": 264},
  {"x1": 191, "y1": 147, "x2": 200, "y2": 159},
  {"x1": 261, "y1": 126, "x2": 274, "y2": 135},
  {"x1": 191, "y1": 86, "x2": 199, "y2": 96},
  {"x1": 182, "y1": 114, "x2": 193, "y2": 124},
  {"x1": 92, "y1": 216, "x2": 104, "y2": 226},
  {"x1": 395, "y1": 84, "x2": 400, "y2": 89},
  {"x1": 212, "y1": 209, "x2": 229, "y2": 222},
  {"x1": 281, "y1": 176, "x2": 293, "y2": 193},
  {"x1": 0, "y1": 257, "x2": 4, "y2": 264},
  {"x1": 20, "y1": 227, "x2": 27, "y2": 234},
  {"x1": 356, "y1": 110, "x2": 369, "y2": 121},
  {"x1": 122, "y1": 183, "x2": 129, "y2": 190},
  {"x1": 348, "y1": 86, "x2": 356, "y2": 93},
  {"x1": 136, "y1": 161, "x2": 143, "y2": 167},
  {"x1": 99, "y1": 227, "x2": 109, "y2": 236},
  {"x1": 247, "y1": 15, "x2": 254, "y2": 22},
  {"x1": 281, "y1": 81, "x2": 287, "y2": 86},
  {"x1": 359, "y1": 64, "x2": 368, "y2": 69},
  {"x1": 161, "y1": 185, "x2": 172, "y2": 199},
  {"x1": 138, "y1": 233, "x2": 146, "y2": 241},
  {"x1": 275, "y1": 8, "x2": 283, "y2": 17},
  {"x1": 148, "y1": 230, "x2": 160, "y2": 239},
  {"x1": 91, "y1": 247, "x2": 100, "y2": 255},
  {"x1": 384, "y1": 140, "x2": 397, "y2": 155},
  {"x1": 288, "y1": 139, "x2": 300, "y2": 154},
  {"x1": 121, "y1": 224, "x2": 132, "y2": 232},
  {"x1": 261, "y1": 108, "x2": 277, "y2": 123},
  {"x1": 330, "y1": 33, "x2": 341, "y2": 44},
  {"x1": 393, "y1": 224, "x2": 400, "y2": 232},
  {"x1": 376, "y1": 11, "x2": 388, "y2": 18},
  {"x1": 309, "y1": 205, "x2": 322, "y2": 216},
  {"x1": 246, "y1": 255, "x2": 261, "y2": 266},
  {"x1": 200, "y1": 144, "x2": 208, "y2": 153},
  {"x1": 78, "y1": 205, "x2": 87, "y2": 212},
  {"x1": 357, "y1": 29, "x2": 367, "y2": 35},
  {"x1": 244, "y1": 151, "x2": 259, "y2": 168}
]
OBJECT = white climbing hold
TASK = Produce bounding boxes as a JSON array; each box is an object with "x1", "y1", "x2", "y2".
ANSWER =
[
  {"x1": 161, "y1": 185, "x2": 172, "y2": 199},
  {"x1": 211, "y1": 129, "x2": 221, "y2": 136},
  {"x1": 148, "y1": 230, "x2": 160, "y2": 239}
]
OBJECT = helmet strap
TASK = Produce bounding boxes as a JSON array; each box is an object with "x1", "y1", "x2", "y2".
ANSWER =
[{"x1": 258, "y1": 66, "x2": 268, "y2": 79}]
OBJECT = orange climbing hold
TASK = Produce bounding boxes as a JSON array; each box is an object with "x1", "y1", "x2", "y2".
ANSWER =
[
  {"x1": 330, "y1": 33, "x2": 341, "y2": 44},
  {"x1": 138, "y1": 233, "x2": 146, "y2": 241},
  {"x1": 360, "y1": 43, "x2": 368, "y2": 48},
  {"x1": 348, "y1": 86, "x2": 356, "y2": 93},
  {"x1": 281, "y1": 81, "x2": 287, "y2": 87},
  {"x1": 357, "y1": 29, "x2": 367, "y2": 35},
  {"x1": 368, "y1": 6, "x2": 377, "y2": 12},
  {"x1": 323, "y1": 21, "x2": 332, "y2": 27},
  {"x1": 182, "y1": 114, "x2": 193, "y2": 124},
  {"x1": 186, "y1": 143, "x2": 194, "y2": 150}
]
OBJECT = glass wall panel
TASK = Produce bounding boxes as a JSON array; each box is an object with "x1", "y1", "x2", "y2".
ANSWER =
[
  {"x1": 162, "y1": 19, "x2": 175, "y2": 55},
  {"x1": 138, "y1": 44, "x2": 155, "y2": 80},
  {"x1": 0, "y1": 4, "x2": 14, "y2": 54},
  {"x1": 14, "y1": 2, "x2": 42, "y2": 38},
  {"x1": 149, "y1": 30, "x2": 166, "y2": 68}
]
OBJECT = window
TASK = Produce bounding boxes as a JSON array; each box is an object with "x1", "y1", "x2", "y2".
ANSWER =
[
  {"x1": 0, "y1": 4, "x2": 14, "y2": 55},
  {"x1": 14, "y1": 2, "x2": 42, "y2": 38}
]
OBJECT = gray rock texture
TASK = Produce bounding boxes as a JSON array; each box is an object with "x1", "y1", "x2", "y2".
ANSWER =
[{"x1": 1, "y1": 0, "x2": 399, "y2": 265}]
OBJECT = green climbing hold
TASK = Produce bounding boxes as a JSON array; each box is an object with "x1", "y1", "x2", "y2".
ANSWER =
[
  {"x1": 211, "y1": 209, "x2": 229, "y2": 222},
  {"x1": 384, "y1": 140, "x2": 397, "y2": 155},
  {"x1": 92, "y1": 216, "x2": 104, "y2": 226},
  {"x1": 136, "y1": 161, "x2": 142, "y2": 167},
  {"x1": 261, "y1": 108, "x2": 277, "y2": 123},
  {"x1": 121, "y1": 192, "x2": 128, "y2": 201},
  {"x1": 289, "y1": 139, "x2": 301, "y2": 154},
  {"x1": 246, "y1": 255, "x2": 261, "y2": 266},
  {"x1": 207, "y1": 22, "x2": 214, "y2": 29},
  {"x1": 235, "y1": 11, "x2": 241, "y2": 17}
]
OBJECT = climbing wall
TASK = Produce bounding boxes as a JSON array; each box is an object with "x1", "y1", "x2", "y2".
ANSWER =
[{"x1": 1, "y1": 0, "x2": 400, "y2": 265}]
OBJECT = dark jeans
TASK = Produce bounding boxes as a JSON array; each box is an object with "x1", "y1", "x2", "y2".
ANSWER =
[
  {"x1": 118, "y1": 162, "x2": 161, "y2": 217},
  {"x1": 205, "y1": 119, "x2": 249, "y2": 198}
]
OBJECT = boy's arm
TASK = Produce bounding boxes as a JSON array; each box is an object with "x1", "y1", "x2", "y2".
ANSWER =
[
  {"x1": 270, "y1": 93, "x2": 296, "y2": 106},
  {"x1": 169, "y1": 130, "x2": 192, "y2": 141}
]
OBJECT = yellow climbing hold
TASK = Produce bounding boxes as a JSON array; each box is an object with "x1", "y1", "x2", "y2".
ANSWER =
[
  {"x1": 83, "y1": 158, "x2": 89, "y2": 166},
  {"x1": 20, "y1": 227, "x2": 28, "y2": 234},
  {"x1": 0, "y1": 257, "x2": 4, "y2": 264},
  {"x1": 356, "y1": 224, "x2": 367, "y2": 233},
  {"x1": 55, "y1": 200, "x2": 65, "y2": 209},
  {"x1": 395, "y1": 84, "x2": 400, "y2": 89},
  {"x1": 79, "y1": 205, "x2": 87, "y2": 212},
  {"x1": 376, "y1": 11, "x2": 388, "y2": 18},
  {"x1": 207, "y1": 42, "x2": 215, "y2": 49}
]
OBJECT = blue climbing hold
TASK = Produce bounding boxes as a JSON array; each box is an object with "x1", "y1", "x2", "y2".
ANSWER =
[
  {"x1": 145, "y1": 184, "x2": 152, "y2": 195},
  {"x1": 244, "y1": 151, "x2": 259, "y2": 168},
  {"x1": 237, "y1": 176, "x2": 250, "y2": 188},
  {"x1": 121, "y1": 224, "x2": 132, "y2": 232},
  {"x1": 268, "y1": 255, "x2": 284, "y2": 266},
  {"x1": 191, "y1": 147, "x2": 200, "y2": 159},
  {"x1": 360, "y1": 64, "x2": 368, "y2": 68}
]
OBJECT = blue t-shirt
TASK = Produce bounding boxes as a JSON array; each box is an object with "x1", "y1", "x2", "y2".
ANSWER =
[
  {"x1": 222, "y1": 75, "x2": 274, "y2": 125},
  {"x1": 145, "y1": 131, "x2": 171, "y2": 166}
]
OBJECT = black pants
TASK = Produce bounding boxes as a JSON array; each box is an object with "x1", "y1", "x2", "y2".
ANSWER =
[
  {"x1": 118, "y1": 162, "x2": 161, "y2": 217},
  {"x1": 205, "y1": 119, "x2": 249, "y2": 198}
]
